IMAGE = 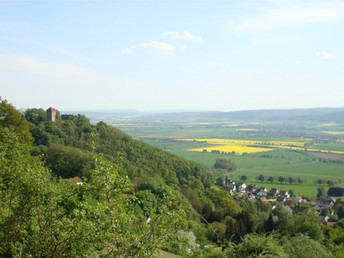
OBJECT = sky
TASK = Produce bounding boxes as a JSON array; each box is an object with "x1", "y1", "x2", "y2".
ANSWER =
[{"x1": 0, "y1": 0, "x2": 344, "y2": 111}]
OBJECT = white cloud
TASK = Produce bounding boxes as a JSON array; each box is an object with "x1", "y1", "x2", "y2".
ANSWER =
[
  {"x1": 315, "y1": 51, "x2": 337, "y2": 59},
  {"x1": 230, "y1": 1, "x2": 344, "y2": 32},
  {"x1": 0, "y1": 53, "x2": 164, "y2": 110},
  {"x1": 138, "y1": 41, "x2": 175, "y2": 55},
  {"x1": 162, "y1": 31, "x2": 202, "y2": 42},
  {"x1": 121, "y1": 48, "x2": 134, "y2": 55},
  {"x1": 121, "y1": 41, "x2": 175, "y2": 55}
]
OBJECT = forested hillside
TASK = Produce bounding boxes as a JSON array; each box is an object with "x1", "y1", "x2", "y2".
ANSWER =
[
  {"x1": 2, "y1": 98, "x2": 344, "y2": 257},
  {"x1": 25, "y1": 107, "x2": 214, "y2": 189}
]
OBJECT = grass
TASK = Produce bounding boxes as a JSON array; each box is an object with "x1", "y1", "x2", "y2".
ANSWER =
[
  {"x1": 117, "y1": 122, "x2": 344, "y2": 199},
  {"x1": 168, "y1": 149, "x2": 309, "y2": 169}
]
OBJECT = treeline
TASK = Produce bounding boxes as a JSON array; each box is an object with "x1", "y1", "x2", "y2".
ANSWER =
[{"x1": 250, "y1": 174, "x2": 341, "y2": 187}]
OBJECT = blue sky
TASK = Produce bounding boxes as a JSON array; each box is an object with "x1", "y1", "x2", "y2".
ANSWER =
[{"x1": 1, "y1": 0, "x2": 343, "y2": 111}]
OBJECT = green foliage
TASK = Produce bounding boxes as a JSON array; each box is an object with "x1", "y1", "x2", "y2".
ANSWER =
[
  {"x1": 297, "y1": 222, "x2": 324, "y2": 241},
  {"x1": 322, "y1": 226, "x2": 344, "y2": 257},
  {"x1": 283, "y1": 234, "x2": 333, "y2": 258},
  {"x1": 46, "y1": 143, "x2": 93, "y2": 178},
  {"x1": 239, "y1": 175, "x2": 248, "y2": 182},
  {"x1": 0, "y1": 97, "x2": 33, "y2": 144},
  {"x1": 24, "y1": 108, "x2": 47, "y2": 125},
  {"x1": 214, "y1": 158, "x2": 237, "y2": 172},
  {"x1": 0, "y1": 130, "x2": 189, "y2": 256},
  {"x1": 273, "y1": 205, "x2": 294, "y2": 235},
  {"x1": 328, "y1": 187, "x2": 344, "y2": 197},
  {"x1": 25, "y1": 107, "x2": 214, "y2": 190},
  {"x1": 337, "y1": 205, "x2": 344, "y2": 220},
  {"x1": 226, "y1": 233, "x2": 333, "y2": 258},
  {"x1": 226, "y1": 233, "x2": 286, "y2": 257},
  {"x1": 317, "y1": 187, "x2": 326, "y2": 199}
]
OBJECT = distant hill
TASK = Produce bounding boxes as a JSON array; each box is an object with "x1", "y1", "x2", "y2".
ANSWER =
[{"x1": 65, "y1": 107, "x2": 344, "y2": 124}]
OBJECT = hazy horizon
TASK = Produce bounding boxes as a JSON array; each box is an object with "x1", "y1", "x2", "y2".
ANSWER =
[{"x1": 1, "y1": 0, "x2": 344, "y2": 111}]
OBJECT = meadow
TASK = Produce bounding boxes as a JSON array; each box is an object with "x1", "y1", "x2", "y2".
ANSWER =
[{"x1": 100, "y1": 116, "x2": 344, "y2": 199}]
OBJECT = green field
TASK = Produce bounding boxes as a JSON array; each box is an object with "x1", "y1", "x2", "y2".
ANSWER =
[{"x1": 111, "y1": 119, "x2": 344, "y2": 199}]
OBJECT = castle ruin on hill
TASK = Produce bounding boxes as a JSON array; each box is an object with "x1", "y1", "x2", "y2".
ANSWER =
[{"x1": 46, "y1": 107, "x2": 73, "y2": 122}]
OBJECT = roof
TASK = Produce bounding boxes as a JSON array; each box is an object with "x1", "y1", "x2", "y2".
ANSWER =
[
  {"x1": 279, "y1": 190, "x2": 288, "y2": 196},
  {"x1": 64, "y1": 177, "x2": 82, "y2": 183},
  {"x1": 269, "y1": 188, "x2": 279, "y2": 194},
  {"x1": 47, "y1": 107, "x2": 56, "y2": 111}
]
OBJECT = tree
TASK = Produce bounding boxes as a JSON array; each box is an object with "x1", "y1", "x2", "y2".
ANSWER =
[
  {"x1": 214, "y1": 158, "x2": 237, "y2": 172},
  {"x1": 46, "y1": 143, "x2": 92, "y2": 178},
  {"x1": 317, "y1": 187, "x2": 326, "y2": 199},
  {"x1": 288, "y1": 177, "x2": 295, "y2": 184},
  {"x1": 0, "y1": 102, "x2": 191, "y2": 256},
  {"x1": 337, "y1": 205, "x2": 344, "y2": 220},
  {"x1": 216, "y1": 176, "x2": 224, "y2": 186},
  {"x1": 268, "y1": 176, "x2": 274, "y2": 184},
  {"x1": 0, "y1": 97, "x2": 33, "y2": 144},
  {"x1": 226, "y1": 233, "x2": 286, "y2": 257},
  {"x1": 278, "y1": 176, "x2": 285, "y2": 184},
  {"x1": 0, "y1": 134, "x2": 189, "y2": 256},
  {"x1": 258, "y1": 174, "x2": 265, "y2": 182},
  {"x1": 328, "y1": 187, "x2": 344, "y2": 197},
  {"x1": 239, "y1": 175, "x2": 248, "y2": 182},
  {"x1": 297, "y1": 222, "x2": 324, "y2": 241},
  {"x1": 273, "y1": 205, "x2": 294, "y2": 234},
  {"x1": 289, "y1": 189, "x2": 295, "y2": 198},
  {"x1": 24, "y1": 108, "x2": 47, "y2": 125},
  {"x1": 283, "y1": 234, "x2": 333, "y2": 258}
]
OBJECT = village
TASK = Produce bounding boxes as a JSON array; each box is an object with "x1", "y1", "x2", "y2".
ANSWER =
[{"x1": 222, "y1": 178, "x2": 344, "y2": 227}]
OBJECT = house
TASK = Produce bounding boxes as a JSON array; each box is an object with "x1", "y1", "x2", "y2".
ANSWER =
[
  {"x1": 295, "y1": 196, "x2": 303, "y2": 203},
  {"x1": 236, "y1": 182, "x2": 246, "y2": 192},
  {"x1": 269, "y1": 188, "x2": 279, "y2": 196},
  {"x1": 223, "y1": 183, "x2": 236, "y2": 195},
  {"x1": 254, "y1": 189, "x2": 267, "y2": 197},
  {"x1": 279, "y1": 190, "x2": 290, "y2": 199},
  {"x1": 315, "y1": 197, "x2": 335, "y2": 212},
  {"x1": 298, "y1": 206, "x2": 311, "y2": 215},
  {"x1": 320, "y1": 196, "x2": 335, "y2": 208},
  {"x1": 259, "y1": 197, "x2": 270, "y2": 203},
  {"x1": 277, "y1": 196, "x2": 286, "y2": 202},
  {"x1": 296, "y1": 196, "x2": 309, "y2": 204},
  {"x1": 64, "y1": 177, "x2": 83, "y2": 185},
  {"x1": 259, "y1": 187, "x2": 267, "y2": 192},
  {"x1": 246, "y1": 184, "x2": 257, "y2": 193},
  {"x1": 322, "y1": 217, "x2": 338, "y2": 227}
]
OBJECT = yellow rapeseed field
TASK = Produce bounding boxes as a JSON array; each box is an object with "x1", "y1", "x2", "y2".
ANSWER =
[
  {"x1": 177, "y1": 139, "x2": 308, "y2": 155},
  {"x1": 237, "y1": 128, "x2": 256, "y2": 131},
  {"x1": 319, "y1": 123, "x2": 340, "y2": 127},
  {"x1": 177, "y1": 138, "x2": 344, "y2": 155},
  {"x1": 322, "y1": 131, "x2": 344, "y2": 135}
]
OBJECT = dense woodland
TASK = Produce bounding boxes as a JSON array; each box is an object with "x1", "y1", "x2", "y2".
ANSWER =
[{"x1": 1, "y1": 97, "x2": 344, "y2": 257}]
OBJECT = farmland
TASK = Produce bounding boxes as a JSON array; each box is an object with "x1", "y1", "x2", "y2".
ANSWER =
[{"x1": 85, "y1": 109, "x2": 344, "y2": 199}]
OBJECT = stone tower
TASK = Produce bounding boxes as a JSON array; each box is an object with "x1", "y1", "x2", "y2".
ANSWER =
[{"x1": 46, "y1": 107, "x2": 57, "y2": 122}]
